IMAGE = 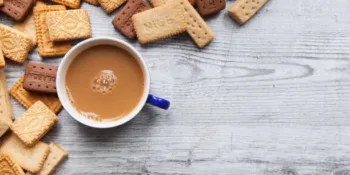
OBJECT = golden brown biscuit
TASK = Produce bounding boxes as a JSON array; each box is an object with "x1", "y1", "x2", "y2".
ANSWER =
[
  {"x1": 98, "y1": 0, "x2": 126, "y2": 14},
  {"x1": 0, "y1": 153, "x2": 26, "y2": 175},
  {"x1": 13, "y1": 12, "x2": 37, "y2": 47},
  {"x1": 0, "y1": 46, "x2": 4, "y2": 68},
  {"x1": 84, "y1": 0, "x2": 100, "y2": 6},
  {"x1": 48, "y1": 0, "x2": 81, "y2": 8},
  {"x1": 228, "y1": 0, "x2": 268, "y2": 24},
  {"x1": 36, "y1": 143, "x2": 68, "y2": 175}
]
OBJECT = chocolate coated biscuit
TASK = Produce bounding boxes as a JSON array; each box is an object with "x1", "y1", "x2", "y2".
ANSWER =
[
  {"x1": 1, "y1": 0, "x2": 35, "y2": 21},
  {"x1": 196, "y1": 0, "x2": 225, "y2": 16},
  {"x1": 112, "y1": 0, "x2": 151, "y2": 39},
  {"x1": 23, "y1": 63, "x2": 58, "y2": 94}
]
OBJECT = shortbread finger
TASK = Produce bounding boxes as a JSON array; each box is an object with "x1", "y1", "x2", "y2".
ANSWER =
[
  {"x1": 228, "y1": 0, "x2": 268, "y2": 24},
  {"x1": 36, "y1": 143, "x2": 68, "y2": 175}
]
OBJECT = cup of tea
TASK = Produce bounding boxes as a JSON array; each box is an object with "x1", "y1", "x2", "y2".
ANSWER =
[{"x1": 56, "y1": 37, "x2": 170, "y2": 128}]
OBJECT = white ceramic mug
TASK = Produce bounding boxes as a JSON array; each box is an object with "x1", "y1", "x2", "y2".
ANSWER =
[{"x1": 56, "y1": 37, "x2": 170, "y2": 128}]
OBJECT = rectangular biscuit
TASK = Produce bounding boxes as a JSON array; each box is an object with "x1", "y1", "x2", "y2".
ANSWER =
[
  {"x1": 0, "y1": 153, "x2": 26, "y2": 175},
  {"x1": 98, "y1": 0, "x2": 126, "y2": 14},
  {"x1": 9, "y1": 76, "x2": 62, "y2": 114},
  {"x1": 46, "y1": 10, "x2": 91, "y2": 41},
  {"x1": 112, "y1": 0, "x2": 151, "y2": 39},
  {"x1": 36, "y1": 143, "x2": 68, "y2": 175},
  {"x1": 0, "y1": 24, "x2": 32, "y2": 63},
  {"x1": 0, "y1": 133, "x2": 50, "y2": 173},
  {"x1": 23, "y1": 62, "x2": 58, "y2": 94},
  {"x1": 196, "y1": 0, "x2": 225, "y2": 16},
  {"x1": 83, "y1": 0, "x2": 99, "y2": 6},
  {"x1": 48, "y1": 0, "x2": 81, "y2": 8},
  {"x1": 181, "y1": 0, "x2": 214, "y2": 48},
  {"x1": 33, "y1": 5, "x2": 72, "y2": 57},
  {"x1": 228, "y1": 0, "x2": 268, "y2": 24},
  {"x1": 1, "y1": 0, "x2": 35, "y2": 21},
  {"x1": 13, "y1": 12, "x2": 37, "y2": 47},
  {"x1": 0, "y1": 69, "x2": 14, "y2": 122},
  {"x1": 149, "y1": 0, "x2": 195, "y2": 7},
  {"x1": 132, "y1": 0, "x2": 186, "y2": 44},
  {"x1": 10, "y1": 101, "x2": 59, "y2": 147},
  {"x1": 0, "y1": 118, "x2": 10, "y2": 138},
  {"x1": 0, "y1": 46, "x2": 4, "y2": 68}
]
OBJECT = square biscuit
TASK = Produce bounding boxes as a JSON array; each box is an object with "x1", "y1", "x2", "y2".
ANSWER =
[
  {"x1": 0, "y1": 24, "x2": 32, "y2": 63},
  {"x1": 0, "y1": 46, "x2": 4, "y2": 68},
  {"x1": 33, "y1": 5, "x2": 72, "y2": 57},
  {"x1": 0, "y1": 133, "x2": 50, "y2": 173},
  {"x1": 98, "y1": 0, "x2": 126, "y2": 14},
  {"x1": 0, "y1": 153, "x2": 26, "y2": 175},
  {"x1": 13, "y1": 12, "x2": 37, "y2": 47},
  {"x1": 36, "y1": 143, "x2": 68, "y2": 175},
  {"x1": 9, "y1": 76, "x2": 62, "y2": 114},
  {"x1": 0, "y1": 69, "x2": 14, "y2": 123},
  {"x1": 49, "y1": 0, "x2": 81, "y2": 8},
  {"x1": 10, "y1": 101, "x2": 59, "y2": 147},
  {"x1": 46, "y1": 10, "x2": 91, "y2": 41},
  {"x1": 228, "y1": 0, "x2": 268, "y2": 24},
  {"x1": 181, "y1": 0, "x2": 214, "y2": 48},
  {"x1": 132, "y1": 0, "x2": 187, "y2": 44}
]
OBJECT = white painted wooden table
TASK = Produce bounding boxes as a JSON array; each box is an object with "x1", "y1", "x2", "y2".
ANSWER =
[{"x1": 2, "y1": 0, "x2": 350, "y2": 174}]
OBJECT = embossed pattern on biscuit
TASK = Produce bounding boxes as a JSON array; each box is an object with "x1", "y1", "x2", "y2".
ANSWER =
[
  {"x1": 46, "y1": 9, "x2": 91, "y2": 41},
  {"x1": 0, "y1": 153, "x2": 26, "y2": 175},
  {"x1": 0, "y1": 24, "x2": 32, "y2": 63},
  {"x1": 228, "y1": 0, "x2": 268, "y2": 24},
  {"x1": 98, "y1": 0, "x2": 127, "y2": 14},
  {"x1": 10, "y1": 101, "x2": 58, "y2": 147}
]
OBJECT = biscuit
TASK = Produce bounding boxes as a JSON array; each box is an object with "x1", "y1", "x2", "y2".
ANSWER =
[
  {"x1": 132, "y1": 0, "x2": 186, "y2": 44},
  {"x1": 98, "y1": 0, "x2": 126, "y2": 14},
  {"x1": 149, "y1": 0, "x2": 194, "y2": 7},
  {"x1": 9, "y1": 76, "x2": 62, "y2": 114},
  {"x1": 13, "y1": 12, "x2": 37, "y2": 47},
  {"x1": 33, "y1": 5, "x2": 72, "y2": 57},
  {"x1": 228, "y1": 0, "x2": 268, "y2": 24},
  {"x1": 0, "y1": 0, "x2": 3, "y2": 6},
  {"x1": 0, "y1": 24, "x2": 32, "y2": 63},
  {"x1": 84, "y1": 0, "x2": 100, "y2": 6},
  {"x1": 0, "y1": 153, "x2": 26, "y2": 175},
  {"x1": 36, "y1": 143, "x2": 68, "y2": 175},
  {"x1": 112, "y1": 0, "x2": 151, "y2": 39},
  {"x1": 0, "y1": 69, "x2": 14, "y2": 123},
  {"x1": 23, "y1": 63, "x2": 58, "y2": 94},
  {"x1": 49, "y1": 0, "x2": 81, "y2": 9},
  {"x1": 46, "y1": 10, "x2": 91, "y2": 41},
  {"x1": 0, "y1": 118, "x2": 10, "y2": 138},
  {"x1": 0, "y1": 46, "x2": 4, "y2": 68},
  {"x1": 1, "y1": 0, "x2": 35, "y2": 21},
  {"x1": 0, "y1": 133, "x2": 50, "y2": 173},
  {"x1": 181, "y1": 0, "x2": 214, "y2": 48},
  {"x1": 10, "y1": 101, "x2": 59, "y2": 147},
  {"x1": 196, "y1": 0, "x2": 225, "y2": 16}
]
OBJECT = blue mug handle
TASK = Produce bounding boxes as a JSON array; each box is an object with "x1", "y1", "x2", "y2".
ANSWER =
[{"x1": 146, "y1": 95, "x2": 171, "y2": 110}]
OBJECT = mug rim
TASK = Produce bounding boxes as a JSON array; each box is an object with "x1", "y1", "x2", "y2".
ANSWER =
[{"x1": 56, "y1": 37, "x2": 150, "y2": 128}]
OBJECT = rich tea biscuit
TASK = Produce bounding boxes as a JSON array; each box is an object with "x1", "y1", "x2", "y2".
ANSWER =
[
  {"x1": 228, "y1": 0, "x2": 268, "y2": 24},
  {"x1": 149, "y1": 0, "x2": 194, "y2": 7},
  {"x1": 196, "y1": 0, "x2": 225, "y2": 16},
  {"x1": 0, "y1": 47, "x2": 4, "y2": 68},
  {"x1": 112, "y1": 0, "x2": 151, "y2": 39},
  {"x1": 13, "y1": 12, "x2": 37, "y2": 47},
  {"x1": 23, "y1": 63, "x2": 58, "y2": 94},
  {"x1": 0, "y1": 153, "x2": 26, "y2": 175},
  {"x1": 84, "y1": 0, "x2": 100, "y2": 6},
  {"x1": 0, "y1": 24, "x2": 32, "y2": 63},
  {"x1": 98, "y1": 0, "x2": 126, "y2": 14},
  {"x1": 33, "y1": 5, "x2": 71, "y2": 57},
  {"x1": 10, "y1": 101, "x2": 59, "y2": 147},
  {"x1": 46, "y1": 10, "x2": 91, "y2": 41},
  {"x1": 0, "y1": 70, "x2": 14, "y2": 122},
  {"x1": 49, "y1": 0, "x2": 81, "y2": 8},
  {"x1": 0, "y1": 133, "x2": 50, "y2": 173},
  {"x1": 9, "y1": 76, "x2": 62, "y2": 114},
  {"x1": 132, "y1": 0, "x2": 186, "y2": 44},
  {"x1": 180, "y1": 0, "x2": 214, "y2": 48},
  {"x1": 36, "y1": 143, "x2": 68, "y2": 175},
  {"x1": 1, "y1": 0, "x2": 35, "y2": 21}
]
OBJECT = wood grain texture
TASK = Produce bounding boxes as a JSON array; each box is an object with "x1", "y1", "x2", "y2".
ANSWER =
[{"x1": 2, "y1": 0, "x2": 350, "y2": 174}]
